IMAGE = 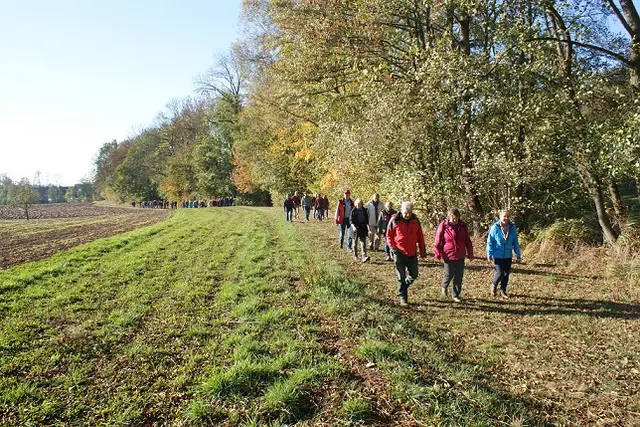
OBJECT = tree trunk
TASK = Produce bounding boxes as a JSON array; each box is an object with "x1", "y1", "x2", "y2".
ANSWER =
[
  {"x1": 608, "y1": 179, "x2": 626, "y2": 217},
  {"x1": 618, "y1": 0, "x2": 640, "y2": 87},
  {"x1": 575, "y1": 153, "x2": 619, "y2": 244},
  {"x1": 457, "y1": 12, "x2": 484, "y2": 237},
  {"x1": 459, "y1": 101, "x2": 484, "y2": 237},
  {"x1": 591, "y1": 184, "x2": 618, "y2": 245}
]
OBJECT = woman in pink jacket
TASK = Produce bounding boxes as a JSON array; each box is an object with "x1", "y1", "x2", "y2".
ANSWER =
[{"x1": 434, "y1": 208, "x2": 474, "y2": 302}]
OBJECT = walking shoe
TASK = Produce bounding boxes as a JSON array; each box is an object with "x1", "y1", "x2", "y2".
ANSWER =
[
  {"x1": 490, "y1": 284, "x2": 497, "y2": 297},
  {"x1": 399, "y1": 297, "x2": 408, "y2": 306},
  {"x1": 384, "y1": 255, "x2": 390, "y2": 261},
  {"x1": 452, "y1": 296, "x2": 462, "y2": 303},
  {"x1": 441, "y1": 287, "x2": 448, "y2": 297},
  {"x1": 499, "y1": 290, "x2": 509, "y2": 299},
  {"x1": 353, "y1": 256, "x2": 359, "y2": 262},
  {"x1": 362, "y1": 256, "x2": 370, "y2": 263}
]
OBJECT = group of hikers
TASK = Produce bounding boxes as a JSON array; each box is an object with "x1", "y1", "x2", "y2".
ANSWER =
[
  {"x1": 131, "y1": 198, "x2": 235, "y2": 210},
  {"x1": 285, "y1": 189, "x2": 521, "y2": 306},
  {"x1": 283, "y1": 192, "x2": 330, "y2": 222},
  {"x1": 132, "y1": 200, "x2": 173, "y2": 209},
  {"x1": 180, "y1": 198, "x2": 234, "y2": 208}
]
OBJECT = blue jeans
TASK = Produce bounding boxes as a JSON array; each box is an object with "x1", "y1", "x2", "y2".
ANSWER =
[
  {"x1": 493, "y1": 258, "x2": 513, "y2": 292},
  {"x1": 285, "y1": 209, "x2": 293, "y2": 222},
  {"x1": 339, "y1": 218, "x2": 353, "y2": 250}
]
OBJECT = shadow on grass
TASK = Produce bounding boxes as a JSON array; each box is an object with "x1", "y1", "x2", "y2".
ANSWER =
[
  {"x1": 411, "y1": 295, "x2": 640, "y2": 320},
  {"x1": 355, "y1": 291, "x2": 558, "y2": 425}
]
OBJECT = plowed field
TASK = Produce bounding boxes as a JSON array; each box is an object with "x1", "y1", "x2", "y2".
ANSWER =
[{"x1": 0, "y1": 203, "x2": 169, "y2": 268}]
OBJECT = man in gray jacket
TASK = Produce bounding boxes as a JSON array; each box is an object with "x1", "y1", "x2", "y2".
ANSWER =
[{"x1": 365, "y1": 193, "x2": 381, "y2": 250}]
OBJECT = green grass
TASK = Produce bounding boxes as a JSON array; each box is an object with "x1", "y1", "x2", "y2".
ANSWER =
[{"x1": 1, "y1": 207, "x2": 638, "y2": 425}]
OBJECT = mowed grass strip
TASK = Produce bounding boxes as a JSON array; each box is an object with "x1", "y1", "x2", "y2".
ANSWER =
[
  {"x1": 259, "y1": 208, "x2": 552, "y2": 426},
  {"x1": 0, "y1": 208, "x2": 361, "y2": 426}
]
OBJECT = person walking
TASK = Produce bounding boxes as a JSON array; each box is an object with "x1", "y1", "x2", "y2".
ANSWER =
[
  {"x1": 301, "y1": 193, "x2": 312, "y2": 222},
  {"x1": 314, "y1": 193, "x2": 323, "y2": 222},
  {"x1": 291, "y1": 191, "x2": 301, "y2": 220},
  {"x1": 434, "y1": 208, "x2": 474, "y2": 303},
  {"x1": 387, "y1": 202, "x2": 426, "y2": 306},
  {"x1": 283, "y1": 195, "x2": 294, "y2": 222},
  {"x1": 377, "y1": 201, "x2": 397, "y2": 261},
  {"x1": 486, "y1": 210, "x2": 522, "y2": 298},
  {"x1": 350, "y1": 198, "x2": 371, "y2": 263},
  {"x1": 334, "y1": 190, "x2": 354, "y2": 251},
  {"x1": 365, "y1": 193, "x2": 382, "y2": 251},
  {"x1": 323, "y1": 195, "x2": 330, "y2": 220}
]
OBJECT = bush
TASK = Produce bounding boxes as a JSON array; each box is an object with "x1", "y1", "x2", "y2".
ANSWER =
[{"x1": 524, "y1": 219, "x2": 602, "y2": 264}]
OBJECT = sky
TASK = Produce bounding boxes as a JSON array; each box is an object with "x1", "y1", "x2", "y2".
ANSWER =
[{"x1": 0, "y1": 0, "x2": 243, "y2": 186}]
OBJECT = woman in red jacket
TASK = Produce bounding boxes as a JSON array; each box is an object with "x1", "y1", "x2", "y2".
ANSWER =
[{"x1": 434, "y1": 208, "x2": 474, "y2": 303}]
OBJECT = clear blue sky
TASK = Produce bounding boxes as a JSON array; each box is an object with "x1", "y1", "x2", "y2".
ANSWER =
[{"x1": 0, "y1": 0, "x2": 242, "y2": 186}]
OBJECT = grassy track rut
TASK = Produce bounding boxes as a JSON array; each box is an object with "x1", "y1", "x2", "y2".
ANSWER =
[{"x1": 0, "y1": 207, "x2": 638, "y2": 426}]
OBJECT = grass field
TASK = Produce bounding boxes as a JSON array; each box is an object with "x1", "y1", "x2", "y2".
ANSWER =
[{"x1": 0, "y1": 207, "x2": 638, "y2": 426}]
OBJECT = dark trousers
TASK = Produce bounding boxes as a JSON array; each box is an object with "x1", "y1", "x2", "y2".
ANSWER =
[
  {"x1": 493, "y1": 258, "x2": 513, "y2": 292},
  {"x1": 304, "y1": 206, "x2": 310, "y2": 221},
  {"x1": 395, "y1": 251, "x2": 418, "y2": 299},
  {"x1": 285, "y1": 209, "x2": 293, "y2": 221},
  {"x1": 339, "y1": 218, "x2": 353, "y2": 250},
  {"x1": 441, "y1": 259, "x2": 465, "y2": 297}
]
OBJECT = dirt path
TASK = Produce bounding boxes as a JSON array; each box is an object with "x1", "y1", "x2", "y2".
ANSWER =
[
  {"x1": 0, "y1": 205, "x2": 169, "y2": 268},
  {"x1": 287, "y1": 213, "x2": 640, "y2": 426}
]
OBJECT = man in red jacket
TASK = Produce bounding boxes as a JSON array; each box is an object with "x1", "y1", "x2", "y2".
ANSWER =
[
  {"x1": 434, "y1": 208, "x2": 474, "y2": 303},
  {"x1": 387, "y1": 201, "x2": 426, "y2": 306}
]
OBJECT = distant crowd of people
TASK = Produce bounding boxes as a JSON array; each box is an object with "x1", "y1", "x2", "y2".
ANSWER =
[
  {"x1": 284, "y1": 189, "x2": 521, "y2": 306},
  {"x1": 283, "y1": 192, "x2": 330, "y2": 222},
  {"x1": 131, "y1": 198, "x2": 235, "y2": 210}
]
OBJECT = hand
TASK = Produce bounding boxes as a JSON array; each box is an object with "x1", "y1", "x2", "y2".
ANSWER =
[
  {"x1": 468, "y1": 256, "x2": 473, "y2": 262},
  {"x1": 487, "y1": 256, "x2": 494, "y2": 265},
  {"x1": 516, "y1": 257, "x2": 522, "y2": 264}
]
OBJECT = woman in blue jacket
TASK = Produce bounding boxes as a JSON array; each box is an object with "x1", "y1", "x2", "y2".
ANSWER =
[{"x1": 486, "y1": 210, "x2": 521, "y2": 298}]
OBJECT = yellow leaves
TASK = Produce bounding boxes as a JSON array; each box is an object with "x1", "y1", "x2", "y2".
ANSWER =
[
  {"x1": 269, "y1": 122, "x2": 318, "y2": 162},
  {"x1": 319, "y1": 170, "x2": 339, "y2": 192}
]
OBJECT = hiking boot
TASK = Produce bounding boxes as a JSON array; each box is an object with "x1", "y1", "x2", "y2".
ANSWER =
[
  {"x1": 362, "y1": 256, "x2": 370, "y2": 263},
  {"x1": 490, "y1": 284, "x2": 497, "y2": 297},
  {"x1": 399, "y1": 297, "x2": 408, "y2": 306},
  {"x1": 499, "y1": 290, "x2": 509, "y2": 299},
  {"x1": 452, "y1": 296, "x2": 462, "y2": 303},
  {"x1": 441, "y1": 287, "x2": 448, "y2": 297}
]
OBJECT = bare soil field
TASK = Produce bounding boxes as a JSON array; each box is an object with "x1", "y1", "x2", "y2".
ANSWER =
[{"x1": 0, "y1": 203, "x2": 169, "y2": 268}]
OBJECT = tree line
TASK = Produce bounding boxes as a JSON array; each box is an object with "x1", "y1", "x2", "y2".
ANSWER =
[{"x1": 93, "y1": 0, "x2": 640, "y2": 244}]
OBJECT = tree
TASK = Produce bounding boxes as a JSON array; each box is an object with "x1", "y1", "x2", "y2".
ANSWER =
[
  {"x1": 47, "y1": 185, "x2": 61, "y2": 203},
  {"x1": 9, "y1": 178, "x2": 40, "y2": 220},
  {"x1": 65, "y1": 186, "x2": 76, "y2": 202},
  {"x1": 0, "y1": 174, "x2": 13, "y2": 205}
]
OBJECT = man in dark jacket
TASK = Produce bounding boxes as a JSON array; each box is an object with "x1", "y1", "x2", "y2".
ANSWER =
[
  {"x1": 283, "y1": 195, "x2": 294, "y2": 222},
  {"x1": 350, "y1": 198, "x2": 371, "y2": 263},
  {"x1": 387, "y1": 201, "x2": 426, "y2": 306},
  {"x1": 334, "y1": 190, "x2": 354, "y2": 251}
]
